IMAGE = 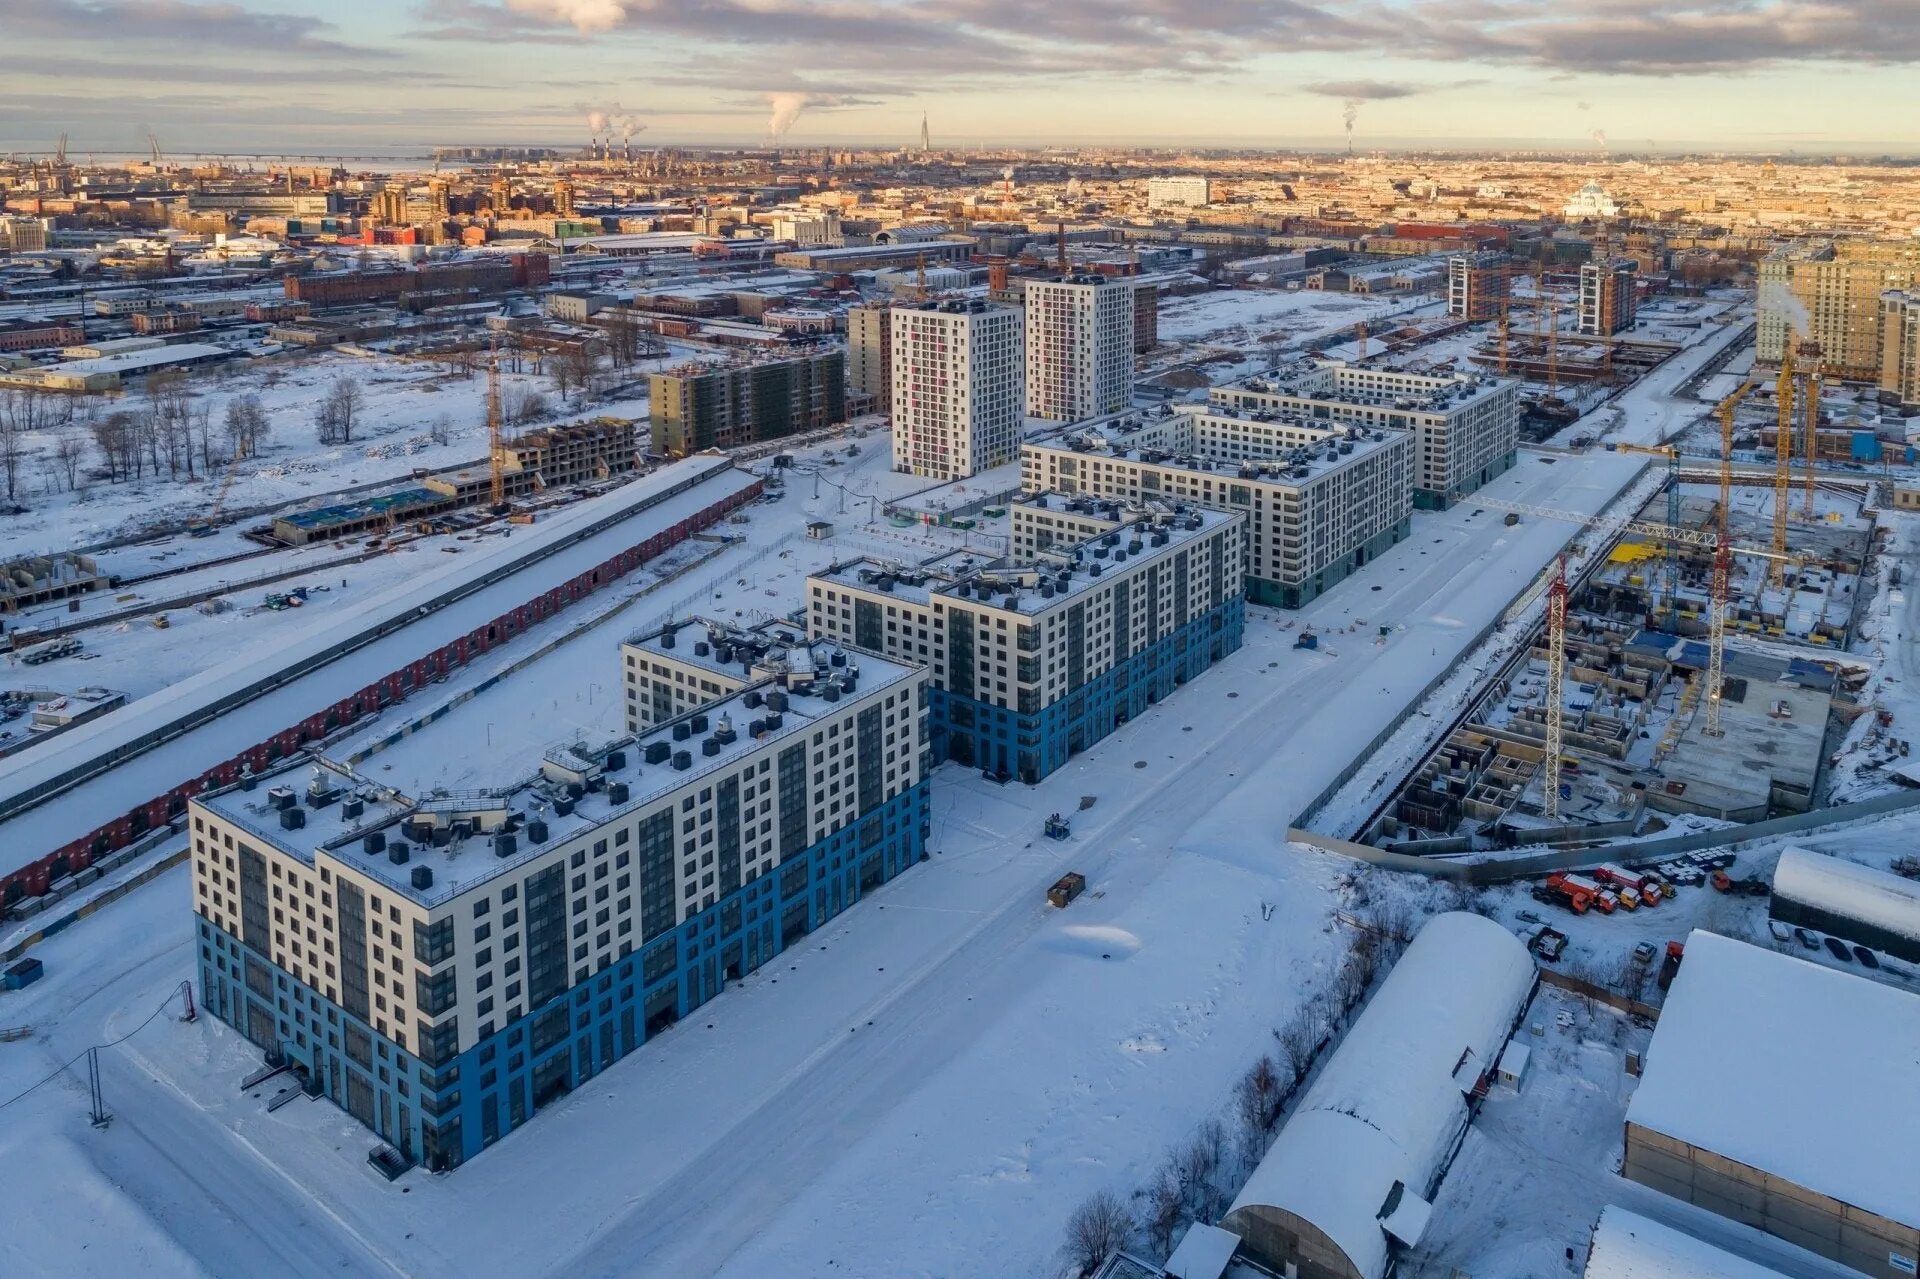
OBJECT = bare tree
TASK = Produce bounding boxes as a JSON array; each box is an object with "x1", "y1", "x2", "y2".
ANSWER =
[
  {"x1": 224, "y1": 393, "x2": 271, "y2": 459},
  {"x1": 1233, "y1": 1055, "x2": 1283, "y2": 1159},
  {"x1": 0, "y1": 400, "x2": 26, "y2": 504},
  {"x1": 316, "y1": 376, "x2": 365, "y2": 445},
  {"x1": 429, "y1": 412, "x2": 454, "y2": 446},
  {"x1": 1061, "y1": 1189, "x2": 1132, "y2": 1277},
  {"x1": 52, "y1": 425, "x2": 88, "y2": 491},
  {"x1": 1275, "y1": 1014, "x2": 1318, "y2": 1086},
  {"x1": 1138, "y1": 1162, "x2": 1185, "y2": 1260},
  {"x1": 91, "y1": 410, "x2": 138, "y2": 482},
  {"x1": 510, "y1": 388, "x2": 548, "y2": 425}
]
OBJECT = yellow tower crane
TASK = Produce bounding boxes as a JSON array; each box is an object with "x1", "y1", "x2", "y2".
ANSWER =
[
  {"x1": 1714, "y1": 376, "x2": 1760, "y2": 542},
  {"x1": 487, "y1": 347, "x2": 509, "y2": 515},
  {"x1": 1543, "y1": 555, "x2": 1570, "y2": 820}
]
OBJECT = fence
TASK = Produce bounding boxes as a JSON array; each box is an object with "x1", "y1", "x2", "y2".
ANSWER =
[{"x1": 1290, "y1": 784, "x2": 1920, "y2": 884}]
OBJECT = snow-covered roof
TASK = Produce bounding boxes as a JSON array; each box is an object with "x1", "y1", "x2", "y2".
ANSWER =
[
  {"x1": 1164, "y1": 1223, "x2": 1241, "y2": 1279},
  {"x1": 1584, "y1": 1206, "x2": 1788, "y2": 1279},
  {"x1": 1627, "y1": 930, "x2": 1920, "y2": 1230},
  {"x1": 1223, "y1": 912, "x2": 1536, "y2": 1279},
  {"x1": 1771, "y1": 846, "x2": 1920, "y2": 947}
]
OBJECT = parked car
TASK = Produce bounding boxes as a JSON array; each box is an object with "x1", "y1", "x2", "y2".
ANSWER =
[
  {"x1": 1823, "y1": 936, "x2": 1853, "y2": 962},
  {"x1": 1795, "y1": 927, "x2": 1819, "y2": 949},
  {"x1": 1854, "y1": 945, "x2": 1881, "y2": 969},
  {"x1": 1632, "y1": 941, "x2": 1657, "y2": 965}
]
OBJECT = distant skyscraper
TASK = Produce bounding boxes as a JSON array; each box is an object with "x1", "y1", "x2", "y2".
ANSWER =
[
  {"x1": 1024, "y1": 275, "x2": 1134, "y2": 422},
  {"x1": 919, "y1": 113, "x2": 930, "y2": 154},
  {"x1": 890, "y1": 299, "x2": 1023, "y2": 481}
]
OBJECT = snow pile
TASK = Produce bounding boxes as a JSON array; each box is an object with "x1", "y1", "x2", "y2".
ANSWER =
[
  {"x1": 1222, "y1": 912, "x2": 1536, "y2": 1279},
  {"x1": 1584, "y1": 1206, "x2": 1788, "y2": 1279},
  {"x1": 1629, "y1": 930, "x2": 1920, "y2": 1231}
]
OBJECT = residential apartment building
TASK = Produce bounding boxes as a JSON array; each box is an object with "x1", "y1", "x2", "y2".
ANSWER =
[
  {"x1": 0, "y1": 216, "x2": 49, "y2": 252},
  {"x1": 498, "y1": 418, "x2": 638, "y2": 488},
  {"x1": 1211, "y1": 361, "x2": 1518, "y2": 510},
  {"x1": 1578, "y1": 260, "x2": 1638, "y2": 336},
  {"x1": 1147, "y1": 176, "x2": 1212, "y2": 210},
  {"x1": 648, "y1": 350, "x2": 845, "y2": 455},
  {"x1": 889, "y1": 299, "x2": 1024, "y2": 482},
  {"x1": 809, "y1": 501, "x2": 1243, "y2": 782},
  {"x1": 191, "y1": 641, "x2": 930, "y2": 1169},
  {"x1": 1447, "y1": 254, "x2": 1508, "y2": 321},
  {"x1": 1022, "y1": 406, "x2": 1413, "y2": 608},
  {"x1": 1760, "y1": 238, "x2": 1920, "y2": 378},
  {"x1": 1881, "y1": 291, "x2": 1920, "y2": 410},
  {"x1": 1024, "y1": 275, "x2": 1135, "y2": 423},
  {"x1": 847, "y1": 302, "x2": 892, "y2": 414}
]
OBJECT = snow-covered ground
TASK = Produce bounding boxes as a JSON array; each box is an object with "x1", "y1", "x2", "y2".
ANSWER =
[
  {"x1": 1, "y1": 339, "x2": 716, "y2": 561},
  {"x1": 1153, "y1": 288, "x2": 1404, "y2": 345}
]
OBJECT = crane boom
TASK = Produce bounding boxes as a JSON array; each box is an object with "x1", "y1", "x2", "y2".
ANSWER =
[
  {"x1": 1714, "y1": 376, "x2": 1759, "y2": 541},
  {"x1": 1772, "y1": 346, "x2": 1795, "y2": 580},
  {"x1": 1543, "y1": 555, "x2": 1568, "y2": 820}
]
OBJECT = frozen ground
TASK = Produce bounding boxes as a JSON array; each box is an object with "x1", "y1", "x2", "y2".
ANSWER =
[
  {"x1": 0, "y1": 339, "x2": 715, "y2": 561},
  {"x1": 1152, "y1": 287, "x2": 1404, "y2": 344}
]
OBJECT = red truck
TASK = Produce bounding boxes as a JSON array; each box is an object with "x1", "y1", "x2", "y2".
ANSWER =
[
  {"x1": 1593, "y1": 864, "x2": 1662, "y2": 907},
  {"x1": 1540, "y1": 872, "x2": 1615, "y2": 915}
]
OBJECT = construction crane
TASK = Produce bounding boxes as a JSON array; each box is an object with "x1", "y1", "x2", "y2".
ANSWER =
[
  {"x1": 1543, "y1": 555, "x2": 1569, "y2": 820},
  {"x1": 1799, "y1": 340, "x2": 1824, "y2": 518},
  {"x1": 1544, "y1": 295, "x2": 1560, "y2": 391},
  {"x1": 1473, "y1": 495, "x2": 1794, "y2": 738},
  {"x1": 147, "y1": 129, "x2": 163, "y2": 167},
  {"x1": 186, "y1": 451, "x2": 247, "y2": 537},
  {"x1": 1613, "y1": 443, "x2": 1684, "y2": 609},
  {"x1": 486, "y1": 348, "x2": 509, "y2": 515},
  {"x1": 1771, "y1": 344, "x2": 1795, "y2": 581},
  {"x1": 1713, "y1": 376, "x2": 1760, "y2": 542}
]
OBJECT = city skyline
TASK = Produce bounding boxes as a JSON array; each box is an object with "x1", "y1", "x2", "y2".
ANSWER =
[{"x1": 5, "y1": 0, "x2": 1920, "y2": 153}]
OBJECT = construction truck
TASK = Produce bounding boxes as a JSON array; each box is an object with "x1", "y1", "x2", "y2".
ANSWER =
[
  {"x1": 1593, "y1": 864, "x2": 1662, "y2": 906},
  {"x1": 1538, "y1": 872, "x2": 1602, "y2": 915},
  {"x1": 1047, "y1": 872, "x2": 1087, "y2": 908},
  {"x1": 1657, "y1": 940, "x2": 1685, "y2": 991}
]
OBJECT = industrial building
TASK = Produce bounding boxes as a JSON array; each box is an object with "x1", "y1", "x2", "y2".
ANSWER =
[
  {"x1": 285, "y1": 256, "x2": 548, "y2": 310},
  {"x1": 1022, "y1": 405, "x2": 1412, "y2": 608},
  {"x1": 1220, "y1": 912, "x2": 1536, "y2": 1279},
  {"x1": 191, "y1": 634, "x2": 930, "y2": 1170},
  {"x1": 0, "y1": 341, "x2": 234, "y2": 392},
  {"x1": 1583, "y1": 1206, "x2": 1789, "y2": 1279},
  {"x1": 1623, "y1": 930, "x2": 1920, "y2": 1279},
  {"x1": 808, "y1": 500, "x2": 1244, "y2": 782},
  {"x1": 648, "y1": 350, "x2": 845, "y2": 455},
  {"x1": 1759, "y1": 238, "x2": 1920, "y2": 378},
  {"x1": 1578, "y1": 260, "x2": 1638, "y2": 336},
  {"x1": 1446, "y1": 254, "x2": 1508, "y2": 321},
  {"x1": 1147, "y1": 176, "x2": 1212, "y2": 210},
  {"x1": 771, "y1": 241, "x2": 972, "y2": 273},
  {"x1": 889, "y1": 299, "x2": 1024, "y2": 482},
  {"x1": 1210, "y1": 361, "x2": 1518, "y2": 510},
  {"x1": 1023, "y1": 275, "x2": 1135, "y2": 423},
  {"x1": 1881, "y1": 290, "x2": 1920, "y2": 409},
  {"x1": 1769, "y1": 846, "x2": 1920, "y2": 965},
  {"x1": 847, "y1": 302, "x2": 892, "y2": 413}
]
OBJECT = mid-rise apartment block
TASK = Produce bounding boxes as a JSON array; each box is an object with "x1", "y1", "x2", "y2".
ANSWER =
[
  {"x1": 1577, "y1": 260, "x2": 1638, "y2": 336},
  {"x1": 848, "y1": 302, "x2": 892, "y2": 414},
  {"x1": 809, "y1": 502, "x2": 1243, "y2": 782},
  {"x1": 1880, "y1": 290, "x2": 1920, "y2": 410},
  {"x1": 1024, "y1": 275, "x2": 1135, "y2": 423},
  {"x1": 0, "y1": 216, "x2": 50, "y2": 253},
  {"x1": 1447, "y1": 255, "x2": 1508, "y2": 321},
  {"x1": 191, "y1": 638, "x2": 930, "y2": 1169},
  {"x1": 1760, "y1": 239, "x2": 1920, "y2": 378},
  {"x1": 889, "y1": 299, "x2": 1024, "y2": 482},
  {"x1": 1147, "y1": 176, "x2": 1212, "y2": 210},
  {"x1": 1022, "y1": 406, "x2": 1413, "y2": 608},
  {"x1": 648, "y1": 350, "x2": 845, "y2": 455},
  {"x1": 1211, "y1": 361, "x2": 1518, "y2": 510}
]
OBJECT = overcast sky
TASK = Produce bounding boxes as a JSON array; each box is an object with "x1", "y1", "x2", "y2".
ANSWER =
[{"x1": 4, "y1": 0, "x2": 1919, "y2": 154}]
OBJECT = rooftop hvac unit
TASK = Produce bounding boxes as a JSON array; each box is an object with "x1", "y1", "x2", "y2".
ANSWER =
[
  {"x1": 388, "y1": 842, "x2": 410, "y2": 865},
  {"x1": 764, "y1": 712, "x2": 784, "y2": 730},
  {"x1": 672, "y1": 750, "x2": 692, "y2": 770},
  {"x1": 605, "y1": 749, "x2": 627, "y2": 772},
  {"x1": 410, "y1": 865, "x2": 433, "y2": 891},
  {"x1": 341, "y1": 797, "x2": 365, "y2": 821},
  {"x1": 694, "y1": 640, "x2": 710, "y2": 656},
  {"x1": 691, "y1": 713, "x2": 709, "y2": 733},
  {"x1": 267, "y1": 786, "x2": 296, "y2": 810},
  {"x1": 494, "y1": 832, "x2": 517, "y2": 858},
  {"x1": 280, "y1": 806, "x2": 306, "y2": 831},
  {"x1": 608, "y1": 781, "x2": 630, "y2": 805},
  {"x1": 554, "y1": 797, "x2": 575, "y2": 817},
  {"x1": 702, "y1": 737, "x2": 721, "y2": 757},
  {"x1": 645, "y1": 740, "x2": 672, "y2": 764},
  {"x1": 526, "y1": 818, "x2": 549, "y2": 844},
  {"x1": 672, "y1": 721, "x2": 691, "y2": 741},
  {"x1": 744, "y1": 689, "x2": 763, "y2": 708},
  {"x1": 362, "y1": 831, "x2": 386, "y2": 856},
  {"x1": 431, "y1": 826, "x2": 452, "y2": 848}
]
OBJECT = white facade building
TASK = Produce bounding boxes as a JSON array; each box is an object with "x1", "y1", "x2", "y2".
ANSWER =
[
  {"x1": 1564, "y1": 180, "x2": 1620, "y2": 220},
  {"x1": 889, "y1": 299, "x2": 1024, "y2": 482},
  {"x1": 1147, "y1": 176, "x2": 1212, "y2": 210},
  {"x1": 1022, "y1": 404, "x2": 1413, "y2": 607},
  {"x1": 1211, "y1": 361, "x2": 1519, "y2": 509},
  {"x1": 1024, "y1": 275, "x2": 1135, "y2": 423}
]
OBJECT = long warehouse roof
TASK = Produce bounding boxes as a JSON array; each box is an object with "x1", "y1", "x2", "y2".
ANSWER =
[{"x1": 0, "y1": 456, "x2": 752, "y2": 876}]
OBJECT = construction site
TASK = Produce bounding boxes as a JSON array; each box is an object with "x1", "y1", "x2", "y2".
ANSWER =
[{"x1": 1364, "y1": 340, "x2": 1878, "y2": 850}]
